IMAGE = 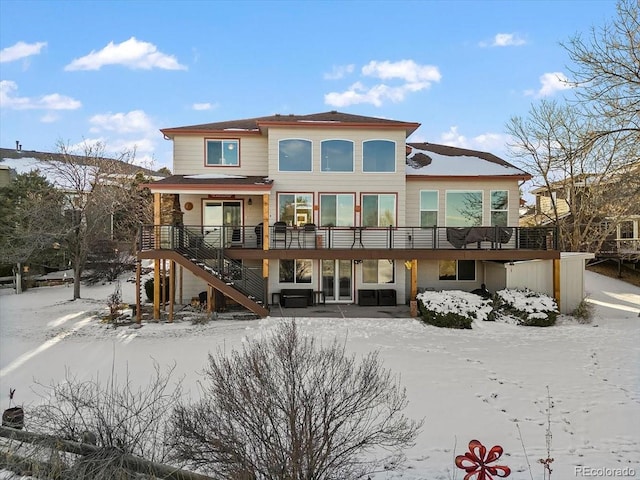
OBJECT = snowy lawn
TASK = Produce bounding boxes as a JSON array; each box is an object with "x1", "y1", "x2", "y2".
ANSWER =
[{"x1": 0, "y1": 272, "x2": 639, "y2": 479}]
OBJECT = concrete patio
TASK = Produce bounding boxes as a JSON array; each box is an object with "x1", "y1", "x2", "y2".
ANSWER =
[{"x1": 268, "y1": 302, "x2": 412, "y2": 319}]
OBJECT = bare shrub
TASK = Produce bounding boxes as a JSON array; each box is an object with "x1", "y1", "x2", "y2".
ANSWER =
[
  {"x1": 21, "y1": 362, "x2": 184, "y2": 479},
  {"x1": 170, "y1": 320, "x2": 423, "y2": 479}
]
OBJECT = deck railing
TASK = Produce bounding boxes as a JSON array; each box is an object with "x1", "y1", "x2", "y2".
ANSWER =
[{"x1": 140, "y1": 224, "x2": 558, "y2": 252}]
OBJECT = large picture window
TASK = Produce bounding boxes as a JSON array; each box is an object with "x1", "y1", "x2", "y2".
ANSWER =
[
  {"x1": 319, "y1": 194, "x2": 354, "y2": 226},
  {"x1": 279, "y1": 259, "x2": 312, "y2": 283},
  {"x1": 420, "y1": 190, "x2": 438, "y2": 227},
  {"x1": 446, "y1": 191, "x2": 482, "y2": 226},
  {"x1": 206, "y1": 139, "x2": 238, "y2": 166},
  {"x1": 321, "y1": 140, "x2": 354, "y2": 172},
  {"x1": 279, "y1": 139, "x2": 312, "y2": 172},
  {"x1": 491, "y1": 190, "x2": 508, "y2": 227},
  {"x1": 361, "y1": 194, "x2": 396, "y2": 227},
  {"x1": 278, "y1": 193, "x2": 313, "y2": 227},
  {"x1": 362, "y1": 259, "x2": 395, "y2": 284},
  {"x1": 439, "y1": 260, "x2": 475, "y2": 281},
  {"x1": 363, "y1": 140, "x2": 395, "y2": 172}
]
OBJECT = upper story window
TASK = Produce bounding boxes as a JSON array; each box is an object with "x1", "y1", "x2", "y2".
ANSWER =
[
  {"x1": 279, "y1": 139, "x2": 312, "y2": 172},
  {"x1": 362, "y1": 193, "x2": 396, "y2": 227},
  {"x1": 446, "y1": 191, "x2": 482, "y2": 227},
  {"x1": 206, "y1": 139, "x2": 239, "y2": 166},
  {"x1": 278, "y1": 193, "x2": 313, "y2": 227},
  {"x1": 420, "y1": 190, "x2": 438, "y2": 227},
  {"x1": 321, "y1": 140, "x2": 354, "y2": 172},
  {"x1": 363, "y1": 140, "x2": 395, "y2": 172},
  {"x1": 320, "y1": 194, "x2": 354, "y2": 227},
  {"x1": 491, "y1": 190, "x2": 508, "y2": 227}
]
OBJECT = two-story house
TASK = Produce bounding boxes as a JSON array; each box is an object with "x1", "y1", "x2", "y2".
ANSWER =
[
  {"x1": 524, "y1": 162, "x2": 640, "y2": 261},
  {"x1": 137, "y1": 111, "x2": 561, "y2": 319}
]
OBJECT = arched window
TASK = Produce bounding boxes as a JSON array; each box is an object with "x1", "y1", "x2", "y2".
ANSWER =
[{"x1": 279, "y1": 139, "x2": 312, "y2": 171}]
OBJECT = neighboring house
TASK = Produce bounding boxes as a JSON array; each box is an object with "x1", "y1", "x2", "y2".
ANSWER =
[
  {"x1": 524, "y1": 163, "x2": 640, "y2": 261},
  {"x1": 138, "y1": 111, "x2": 567, "y2": 319},
  {"x1": 0, "y1": 146, "x2": 167, "y2": 240}
]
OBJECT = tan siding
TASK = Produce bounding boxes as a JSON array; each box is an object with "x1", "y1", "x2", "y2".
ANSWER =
[
  {"x1": 266, "y1": 127, "x2": 407, "y2": 226},
  {"x1": 173, "y1": 135, "x2": 268, "y2": 176},
  {"x1": 406, "y1": 178, "x2": 521, "y2": 227}
]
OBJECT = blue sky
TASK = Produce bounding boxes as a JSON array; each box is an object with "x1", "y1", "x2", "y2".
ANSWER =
[{"x1": 0, "y1": 0, "x2": 617, "y2": 170}]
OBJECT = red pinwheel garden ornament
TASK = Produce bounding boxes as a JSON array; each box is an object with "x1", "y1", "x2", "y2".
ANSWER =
[{"x1": 455, "y1": 439, "x2": 511, "y2": 480}]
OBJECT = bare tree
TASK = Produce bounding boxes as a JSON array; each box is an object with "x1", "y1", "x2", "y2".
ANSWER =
[
  {"x1": 170, "y1": 321, "x2": 423, "y2": 480},
  {"x1": 562, "y1": 0, "x2": 640, "y2": 145},
  {"x1": 43, "y1": 141, "x2": 153, "y2": 299},
  {"x1": 508, "y1": 100, "x2": 640, "y2": 252}
]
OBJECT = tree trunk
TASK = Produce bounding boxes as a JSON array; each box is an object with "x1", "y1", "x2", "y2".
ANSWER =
[{"x1": 73, "y1": 265, "x2": 82, "y2": 299}]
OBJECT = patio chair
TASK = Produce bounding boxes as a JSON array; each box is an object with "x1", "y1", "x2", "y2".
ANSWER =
[{"x1": 273, "y1": 221, "x2": 289, "y2": 248}]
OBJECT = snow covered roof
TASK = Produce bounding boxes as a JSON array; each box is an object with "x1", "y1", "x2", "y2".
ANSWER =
[
  {"x1": 0, "y1": 148, "x2": 167, "y2": 191},
  {"x1": 406, "y1": 143, "x2": 530, "y2": 179}
]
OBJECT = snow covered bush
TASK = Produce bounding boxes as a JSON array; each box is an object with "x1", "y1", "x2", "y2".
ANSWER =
[
  {"x1": 489, "y1": 288, "x2": 558, "y2": 326},
  {"x1": 416, "y1": 290, "x2": 493, "y2": 329}
]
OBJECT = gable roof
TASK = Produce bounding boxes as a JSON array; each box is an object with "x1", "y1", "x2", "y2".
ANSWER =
[
  {"x1": 406, "y1": 143, "x2": 530, "y2": 179},
  {"x1": 161, "y1": 111, "x2": 421, "y2": 138}
]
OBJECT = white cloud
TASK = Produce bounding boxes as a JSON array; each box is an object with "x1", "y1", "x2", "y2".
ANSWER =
[
  {"x1": 0, "y1": 80, "x2": 82, "y2": 110},
  {"x1": 480, "y1": 33, "x2": 526, "y2": 48},
  {"x1": 192, "y1": 102, "x2": 216, "y2": 111},
  {"x1": 65, "y1": 37, "x2": 187, "y2": 71},
  {"x1": 324, "y1": 59, "x2": 441, "y2": 107},
  {"x1": 362, "y1": 60, "x2": 441, "y2": 83},
  {"x1": 440, "y1": 126, "x2": 469, "y2": 148},
  {"x1": 436, "y1": 126, "x2": 510, "y2": 154},
  {"x1": 323, "y1": 64, "x2": 355, "y2": 80},
  {"x1": 40, "y1": 112, "x2": 59, "y2": 123},
  {"x1": 86, "y1": 110, "x2": 160, "y2": 166},
  {"x1": 525, "y1": 72, "x2": 573, "y2": 97},
  {"x1": 326, "y1": 81, "x2": 433, "y2": 107},
  {"x1": 0, "y1": 41, "x2": 47, "y2": 63},
  {"x1": 89, "y1": 110, "x2": 155, "y2": 134}
]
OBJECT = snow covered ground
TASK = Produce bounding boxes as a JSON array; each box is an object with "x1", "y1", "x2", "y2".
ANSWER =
[{"x1": 0, "y1": 271, "x2": 638, "y2": 479}]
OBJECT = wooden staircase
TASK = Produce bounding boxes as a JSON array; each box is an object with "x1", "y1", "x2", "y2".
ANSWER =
[{"x1": 155, "y1": 250, "x2": 269, "y2": 317}]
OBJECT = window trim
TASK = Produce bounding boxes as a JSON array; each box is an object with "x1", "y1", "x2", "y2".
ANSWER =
[
  {"x1": 279, "y1": 259, "x2": 313, "y2": 284},
  {"x1": 490, "y1": 190, "x2": 509, "y2": 227},
  {"x1": 277, "y1": 192, "x2": 314, "y2": 227},
  {"x1": 278, "y1": 138, "x2": 313, "y2": 172},
  {"x1": 319, "y1": 193, "x2": 355, "y2": 227},
  {"x1": 445, "y1": 190, "x2": 483, "y2": 227},
  {"x1": 204, "y1": 138, "x2": 240, "y2": 167},
  {"x1": 618, "y1": 220, "x2": 636, "y2": 239},
  {"x1": 362, "y1": 139, "x2": 396, "y2": 173},
  {"x1": 362, "y1": 259, "x2": 396, "y2": 284},
  {"x1": 420, "y1": 190, "x2": 439, "y2": 227},
  {"x1": 360, "y1": 193, "x2": 397, "y2": 227},
  {"x1": 438, "y1": 260, "x2": 476, "y2": 281},
  {"x1": 320, "y1": 139, "x2": 354, "y2": 173}
]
